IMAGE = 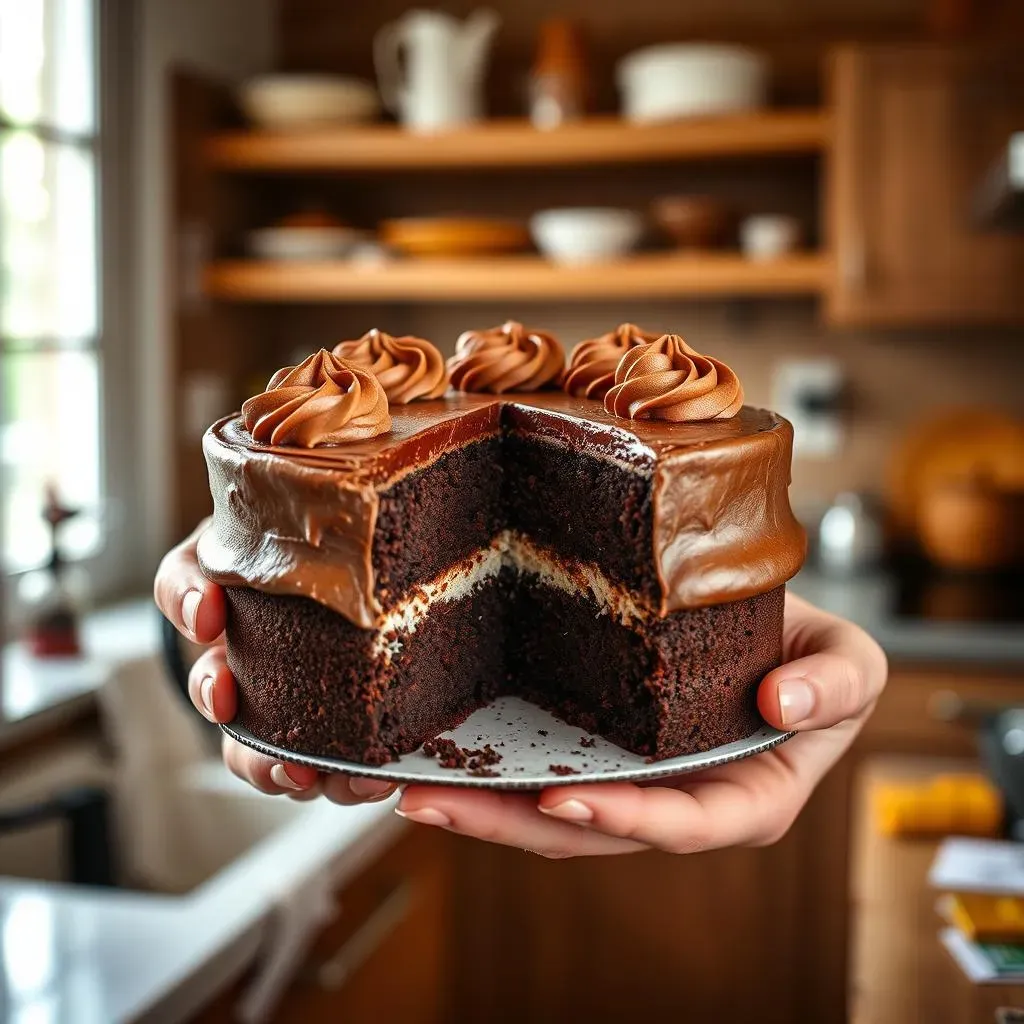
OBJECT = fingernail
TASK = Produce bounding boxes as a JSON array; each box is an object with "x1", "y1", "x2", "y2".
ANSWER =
[
  {"x1": 349, "y1": 777, "x2": 395, "y2": 800},
  {"x1": 199, "y1": 675, "x2": 216, "y2": 720},
  {"x1": 778, "y1": 678, "x2": 816, "y2": 726},
  {"x1": 540, "y1": 798, "x2": 594, "y2": 823},
  {"x1": 270, "y1": 764, "x2": 306, "y2": 791},
  {"x1": 182, "y1": 589, "x2": 202, "y2": 637},
  {"x1": 395, "y1": 807, "x2": 451, "y2": 828}
]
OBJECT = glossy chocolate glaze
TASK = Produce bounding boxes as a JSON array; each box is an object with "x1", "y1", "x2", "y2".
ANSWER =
[{"x1": 198, "y1": 392, "x2": 806, "y2": 629}]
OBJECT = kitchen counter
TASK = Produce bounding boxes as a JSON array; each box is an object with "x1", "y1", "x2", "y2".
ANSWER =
[
  {"x1": 0, "y1": 789, "x2": 405, "y2": 1024},
  {"x1": 791, "y1": 568, "x2": 1024, "y2": 667},
  {"x1": 1, "y1": 600, "x2": 161, "y2": 752}
]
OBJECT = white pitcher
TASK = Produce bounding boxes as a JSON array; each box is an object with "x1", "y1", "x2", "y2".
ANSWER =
[{"x1": 374, "y1": 9, "x2": 500, "y2": 132}]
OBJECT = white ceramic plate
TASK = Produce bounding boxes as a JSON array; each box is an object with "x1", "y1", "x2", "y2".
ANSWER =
[{"x1": 222, "y1": 696, "x2": 792, "y2": 790}]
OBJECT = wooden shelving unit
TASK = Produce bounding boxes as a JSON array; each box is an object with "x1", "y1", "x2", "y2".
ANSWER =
[
  {"x1": 203, "y1": 253, "x2": 831, "y2": 302},
  {"x1": 205, "y1": 110, "x2": 830, "y2": 172}
]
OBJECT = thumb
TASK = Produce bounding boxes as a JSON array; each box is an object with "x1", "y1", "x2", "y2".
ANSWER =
[{"x1": 757, "y1": 636, "x2": 886, "y2": 733}]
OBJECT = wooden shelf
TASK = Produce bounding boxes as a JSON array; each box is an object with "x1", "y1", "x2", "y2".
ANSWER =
[
  {"x1": 203, "y1": 253, "x2": 832, "y2": 303},
  {"x1": 205, "y1": 111, "x2": 830, "y2": 172}
]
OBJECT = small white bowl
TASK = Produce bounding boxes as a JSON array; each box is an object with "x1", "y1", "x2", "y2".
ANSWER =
[
  {"x1": 247, "y1": 227, "x2": 370, "y2": 262},
  {"x1": 239, "y1": 75, "x2": 380, "y2": 130},
  {"x1": 530, "y1": 208, "x2": 645, "y2": 265},
  {"x1": 739, "y1": 215, "x2": 802, "y2": 261}
]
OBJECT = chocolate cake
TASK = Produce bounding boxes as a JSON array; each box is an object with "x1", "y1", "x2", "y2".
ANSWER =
[{"x1": 198, "y1": 323, "x2": 805, "y2": 766}]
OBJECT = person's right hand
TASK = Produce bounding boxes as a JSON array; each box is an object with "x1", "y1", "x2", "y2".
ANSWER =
[{"x1": 154, "y1": 520, "x2": 397, "y2": 805}]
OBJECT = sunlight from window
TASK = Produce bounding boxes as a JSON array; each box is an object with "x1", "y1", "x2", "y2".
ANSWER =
[{"x1": 0, "y1": 0, "x2": 100, "y2": 573}]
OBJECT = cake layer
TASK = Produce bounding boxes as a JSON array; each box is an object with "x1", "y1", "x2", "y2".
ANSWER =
[
  {"x1": 225, "y1": 570, "x2": 784, "y2": 765},
  {"x1": 199, "y1": 394, "x2": 805, "y2": 627}
]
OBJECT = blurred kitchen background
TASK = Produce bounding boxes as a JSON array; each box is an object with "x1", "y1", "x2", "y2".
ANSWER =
[{"x1": 2, "y1": 0, "x2": 1024, "y2": 1021}]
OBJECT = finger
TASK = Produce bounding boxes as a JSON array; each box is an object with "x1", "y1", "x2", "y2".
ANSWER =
[
  {"x1": 396, "y1": 787, "x2": 644, "y2": 858},
  {"x1": 758, "y1": 599, "x2": 887, "y2": 732},
  {"x1": 538, "y1": 755, "x2": 808, "y2": 854},
  {"x1": 153, "y1": 518, "x2": 226, "y2": 644},
  {"x1": 187, "y1": 646, "x2": 237, "y2": 723},
  {"x1": 287, "y1": 777, "x2": 325, "y2": 802},
  {"x1": 322, "y1": 774, "x2": 398, "y2": 806},
  {"x1": 221, "y1": 735, "x2": 319, "y2": 795}
]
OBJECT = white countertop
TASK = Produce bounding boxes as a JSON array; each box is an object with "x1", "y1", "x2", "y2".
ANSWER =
[
  {"x1": 0, "y1": 792, "x2": 404, "y2": 1024},
  {"x1": 1, "y1": 600, "x2": 161, "y2": 750},
  {"x1": 1, "y1": 601, "x2": 406, "y2": 1023}
]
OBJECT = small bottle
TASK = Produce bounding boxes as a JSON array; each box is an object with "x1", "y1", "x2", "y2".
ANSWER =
[{"x1": 529, "y1": 19, "x2": 587, "y2": 130}]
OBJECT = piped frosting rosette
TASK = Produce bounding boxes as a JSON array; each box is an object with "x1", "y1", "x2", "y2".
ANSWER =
[
  {"x1": 241, "y1": 349, "x2": 391, "y2": 446},
  {"x1": 448, "y1": 320, "x2": 565, "y2": 393},
  {"x1": 332, "y1": 329, "x2": 449, "y2": 404},
  {"x1": 604, "y1": 334, "x2": 743, "y2": 422},
  {"x1": 562, "y1": 323, "x2": 661, "y2": 400}
]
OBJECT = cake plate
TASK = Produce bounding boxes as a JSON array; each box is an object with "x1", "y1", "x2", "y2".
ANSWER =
[{"x1": 222, "y1": 696, "x2": 793, "y2": 790}]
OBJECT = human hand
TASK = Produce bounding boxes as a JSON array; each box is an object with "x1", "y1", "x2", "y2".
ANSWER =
[
  {"x1": 395, "y1": 592, "x2": 887, "y2": 857},
  {"x1": 153, "y1": 521, "x2": 397, "y2": 805}
]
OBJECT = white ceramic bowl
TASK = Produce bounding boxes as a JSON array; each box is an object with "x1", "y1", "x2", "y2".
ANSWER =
[
  {"x1": 617, "y1": 44, "x2": 768, "y2": 123},
  {"x1": 247, "y1": 227, "x2": 370, "y2": 261},
  {"x1": 239, "y1": 75, "x2": 380, "y2": 130},
  {"x1": 530, "y1": 208, "x2": 645, "y2": 265},
  {"x1": 739, "y1": 215, "x2": 802, "y2": 261}
]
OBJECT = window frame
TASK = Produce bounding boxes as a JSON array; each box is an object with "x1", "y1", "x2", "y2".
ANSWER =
[{"x1": 1, "y1": 1, "x2": 141, "y2": 615}]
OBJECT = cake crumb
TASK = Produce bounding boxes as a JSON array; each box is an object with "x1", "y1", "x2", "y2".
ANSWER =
[
  {"x1": 579, "y1": 736, "x2": 596, "y2": 748},
  {"x1": 549, "y1": 764, "x2": 579, "y2": 776},
  {"x1": 468, "y1": 767, "x2": 500, "y2": 778},
  {"x1": 538, "y1": 730, "x2": 548, "y2": 737},
  {"x1": 423, "y1": 738, "x2": 501, "y2": 771},
  {"x1": 570, "y1": 750, "x2": 581, "y2": 756}
]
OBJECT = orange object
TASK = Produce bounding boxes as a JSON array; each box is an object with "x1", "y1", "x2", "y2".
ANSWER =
[
  {"x1": 379, "y1": 217, "x2": 530, "y2": 258},
  {"x1": 873, "y1": 774, "x2": 1003, "y2": 838},
  {"x1": 918, "y1": 475, "x2": 1024, "y2": 571},
  {"x1": 948, "y1": 893, "x2": 1024, "y2": 944}
]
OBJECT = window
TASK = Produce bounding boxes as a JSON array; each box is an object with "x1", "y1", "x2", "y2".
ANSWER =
[{"x1": 0, "y1": 0, "x2": 102, "y2": 573}]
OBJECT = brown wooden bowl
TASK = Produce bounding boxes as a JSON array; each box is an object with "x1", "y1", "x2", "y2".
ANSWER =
[{"x1": 650, "y1": 195, "x2": 733, "y2": 250}]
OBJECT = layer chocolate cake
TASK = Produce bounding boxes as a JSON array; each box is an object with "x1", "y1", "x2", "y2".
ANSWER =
[{"x1": 198, "y1": 322, "x2": 806, "y2": 766}]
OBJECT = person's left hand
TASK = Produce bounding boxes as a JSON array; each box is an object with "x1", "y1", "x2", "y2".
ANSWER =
[{"x1": 394, "y1": 593, "x2": 886, "y2": 857}]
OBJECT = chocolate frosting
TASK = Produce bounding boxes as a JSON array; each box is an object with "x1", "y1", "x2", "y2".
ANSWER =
[
  {"x1": 199, "y1": 392, "x2": 805, "y2": 629},
  {"x1": 241, "y1": 349, "x2": 391, "y2": 446},
  {"x1": 448, "y1": 321, "x2": 565, "y2": 393},
  {"x1": 563, "y1": 323, "x2": 661, "y2": 400},
  {"x1": 604, "y1": 334, "x2": 743, "y2": 422},
  {"x1": 332, "y1": 329, "x2": 449, "y2": 404}
]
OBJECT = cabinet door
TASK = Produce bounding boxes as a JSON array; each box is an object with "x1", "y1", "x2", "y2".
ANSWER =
[{"x1": 827, "y1": 46, "x2": 1024, "y2": 326}]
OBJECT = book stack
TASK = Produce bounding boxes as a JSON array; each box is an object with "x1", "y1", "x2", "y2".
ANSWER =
[{"x1": 930, "y1": 837, "x2": 1024, "y2": 983}]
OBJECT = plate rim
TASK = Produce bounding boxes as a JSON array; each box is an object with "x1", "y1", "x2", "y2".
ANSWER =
[{"x1": 220, "y1": 718, "x2": 795, "y2": 790}]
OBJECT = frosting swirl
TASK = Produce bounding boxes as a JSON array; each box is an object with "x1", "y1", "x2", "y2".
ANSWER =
[
  {"x1": 242, "y1": 349, "x2": 391, "y2": 447},
  {"x1": 448, "y1": 321, "x2": 565, "y2": 393},
  {"x1": 562, "y1": 323, "x2": 661, "y2": 400},
  {"x1": 604, "y1": 334, "x2": 743, "y2": 422},
  {"x1": 332, "y1": 329, "x2": 449, "y2": 404}
]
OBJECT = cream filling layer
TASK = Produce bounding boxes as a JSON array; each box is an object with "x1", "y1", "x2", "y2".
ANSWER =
[{"x1": 372, "y1": 530, "x2": 651, "y2": 661}]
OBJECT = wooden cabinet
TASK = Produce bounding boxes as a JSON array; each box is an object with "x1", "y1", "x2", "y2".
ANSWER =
[
  {"x1": 448, "y1": 664, "x2": 1024, "y2": 1024},
  {"x1": 193, "y1": 828, "x2": 453, "y2": 1023},
  {"x1": 827, "y1": 45, "x2": 1024, "y2": 326}
]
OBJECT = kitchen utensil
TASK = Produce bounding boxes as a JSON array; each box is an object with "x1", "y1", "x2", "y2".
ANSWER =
[
  {"x1": 888, "y1": 409, "x2": 1024, "y2": 540},
  {"x1": 918, "y1": 476, "x2": 1024, "y2": 571},
  {"x1": 530, "y1": 207, "x2": 645, "y2": 264},
  {"x1": 816, "y1": 491, "x2": 887, "y2": 576},
  {"x1": 374, "y1": 9, "x2": 500, "y2": 132},
  {"x1": 651, "y1": 195, "x2": 733, "y2": 250},
  {"x1": 223, "y1": 696, "x2": 791, "y2": 790},
  {"x1": 617, "y1": 44, "x2": 767, "y2": 124},
  {"x1": 739, "y1": 214, "x2": 802, "y2": 260},
  {"x1": 529, "y1": 18, "x2": 587, "y2": 129},
  {"x1": 379, "y1": 217, "x2": 529, "y2": 257},
  {"x1": 238, "y1": 75, "x2": 379, "y2": 130}
]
